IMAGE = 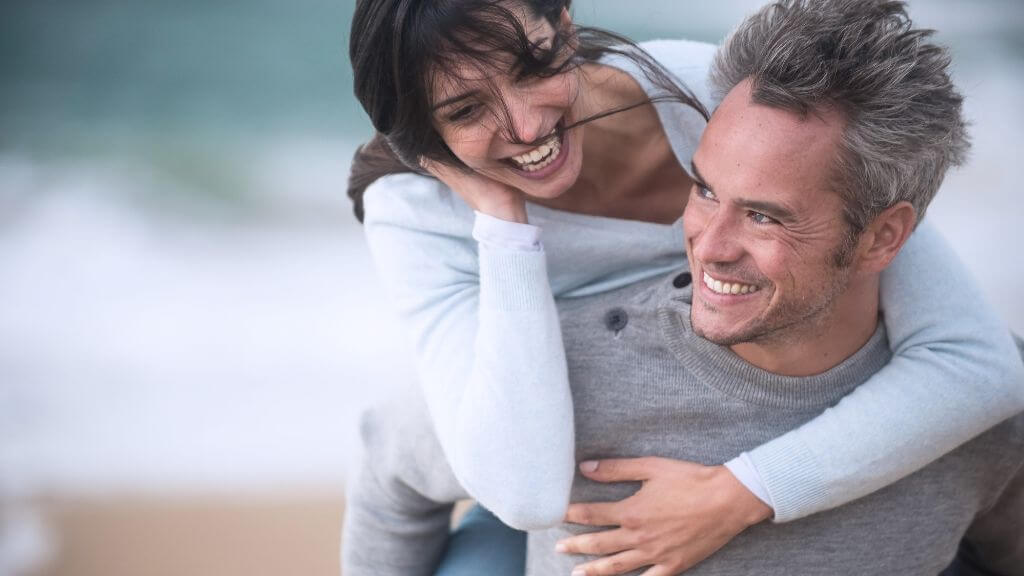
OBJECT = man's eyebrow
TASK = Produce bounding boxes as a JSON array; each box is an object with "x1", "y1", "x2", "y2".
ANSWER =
[
  {"x1": 737, "y1": 198, "x2": 797, "y2": 222},
  {"x1": 691, "y1": 159, "x2": 798, "y2": 221},
  {"x1": 431, "y1": 92, "x2": 473, "y2": 112}
]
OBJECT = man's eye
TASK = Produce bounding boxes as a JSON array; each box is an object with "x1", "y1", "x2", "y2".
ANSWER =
[{"x1": 749, "y1": 212, "x2": 777, "y2": 225}]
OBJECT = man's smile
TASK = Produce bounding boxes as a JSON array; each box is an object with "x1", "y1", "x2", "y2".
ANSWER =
[{"x1": 702, "y1": 271, "x2": 761, "y2": 296}]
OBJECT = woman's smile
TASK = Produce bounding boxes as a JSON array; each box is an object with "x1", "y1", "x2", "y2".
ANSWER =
[{"x1": 504, "y1": 128, "x2": 570, "y2": 180}]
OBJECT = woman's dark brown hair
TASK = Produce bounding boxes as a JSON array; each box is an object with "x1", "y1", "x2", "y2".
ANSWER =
[{"x1": 347, "y1": 0, "x2": 708, "y2": 222}]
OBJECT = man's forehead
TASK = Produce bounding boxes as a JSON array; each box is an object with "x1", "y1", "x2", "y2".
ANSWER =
[
  {"x1": 696, "y1": 80, "x2": 844, "y2": 206},
  {"x1": 714, "y1": 81, "x2": 841, "y2": 153}
]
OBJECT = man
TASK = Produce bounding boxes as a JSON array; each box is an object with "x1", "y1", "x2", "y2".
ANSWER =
[
  {"x1": 344, "y1": 1, "x2": 1024, "y2": 574},
  {"x1": 529, "y1": 1, "x2": 1024, "y2": 574}
]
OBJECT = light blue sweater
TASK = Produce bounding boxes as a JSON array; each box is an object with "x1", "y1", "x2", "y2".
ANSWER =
[{"x1": 360, "y1": 39, "x2": 1024, "y2": 528}]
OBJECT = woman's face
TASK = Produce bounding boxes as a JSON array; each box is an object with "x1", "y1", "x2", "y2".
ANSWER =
[{"x1": 428, "y1": 8, "x2": 586, "y2": 199}]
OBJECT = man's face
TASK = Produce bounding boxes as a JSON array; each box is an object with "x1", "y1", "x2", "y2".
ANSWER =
[{"x1": 684, "y1": 80, "x2": 856, "y2": 347}]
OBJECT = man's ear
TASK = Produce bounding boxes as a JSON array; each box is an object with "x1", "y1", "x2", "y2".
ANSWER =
[{"x1": 854, "y1": 201, "x2": 917, "y2": 275}]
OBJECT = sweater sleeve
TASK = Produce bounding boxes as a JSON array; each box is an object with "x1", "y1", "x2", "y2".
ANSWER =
[
  {"x1": 362, "y1": 175, "x2": 574, "y2": 530},
  {"x1": 745, "y1": 221, "x2": 1024, "y2": 522}
]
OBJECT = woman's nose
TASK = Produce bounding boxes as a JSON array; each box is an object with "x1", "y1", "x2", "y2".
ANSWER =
[
  {"x1": 503, "y1": 86, "x2": 546, "y2": 144},
  {"x1": 509, "y1": 107, "x2": 543, "y2": 144}
]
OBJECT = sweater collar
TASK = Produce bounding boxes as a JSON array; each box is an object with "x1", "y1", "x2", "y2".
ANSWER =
[{"x1": 657, "y1": 275, "x2": 892, "y2": 409}]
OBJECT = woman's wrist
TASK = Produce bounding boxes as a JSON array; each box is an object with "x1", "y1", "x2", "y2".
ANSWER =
[
  {"x1": 473, "y1": 211, "x2": 542, "y2": 251},
  {"x1": 477, "y1": 196, "x2": 528, "y2": 224},
  {"x1": 723, "y1": 453, "x2": 775, "y2": 512},
  {"x1": 714, "y1": 465, "x2": 774, "y2": 528}
]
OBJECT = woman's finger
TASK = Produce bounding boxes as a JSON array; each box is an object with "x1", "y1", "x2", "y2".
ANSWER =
[
  {"x1": 418, "y1": 156, "x2": 443, "y2": 177},
  {"x1": 556, "y1": 528, "x2": 635, "y2": 556},
  {"x1": 578, "y1": 457, "x2": 667, "y2": 482},
  {"x1": 565, "y1": 501, "x2": 621, "y2": 527},
  {"x1": 571, "y1": 549, "x2": 648, "y2": 576},
  {"x1": 639, "y1": 564, "x2": 676, "y2": 576}
]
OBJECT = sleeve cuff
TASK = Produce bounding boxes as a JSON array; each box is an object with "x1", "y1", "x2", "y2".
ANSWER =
[
  {"x1": 473, "y1": 211, "x2": 542, "y2": 252},
  {"x1": 746, "y1": 438, "x2": 829, "y2": 523},
  {"x1": 724, "y1": 453, "x2": 776, "y2": 512}
]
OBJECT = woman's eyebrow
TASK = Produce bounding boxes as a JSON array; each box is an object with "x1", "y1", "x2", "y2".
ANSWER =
[
  {"x1": 431, "y1": 92, "x2": 474, "y2": 112},
  {"x1": 690, "y1": 160, "x2": 710, "y2": 189}
]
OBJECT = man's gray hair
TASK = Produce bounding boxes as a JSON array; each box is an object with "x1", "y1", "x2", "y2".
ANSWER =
[{"x1": 711, "y1": 0, "x2": 969, "y2": 233}]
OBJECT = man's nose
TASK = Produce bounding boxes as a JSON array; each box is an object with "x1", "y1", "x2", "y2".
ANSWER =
[{"x1": 692, "y1": 210, "x2": 744, "y2": 265}]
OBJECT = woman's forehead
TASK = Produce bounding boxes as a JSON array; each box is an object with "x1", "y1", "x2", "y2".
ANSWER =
[
  {"x1": 427, "y1": 13, "x2": 556, "y2": 98},
  {"x1": 430, "y1": 56, "x2": 504, "y2": 95}
]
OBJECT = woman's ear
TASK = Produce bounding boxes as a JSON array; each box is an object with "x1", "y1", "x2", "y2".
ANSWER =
[
  {"x1": 559, "y1": 7, "x2": 577, "y2": 49},
  {"x1": 559, "y1": 7, "x2": 572, "y2": 29}
]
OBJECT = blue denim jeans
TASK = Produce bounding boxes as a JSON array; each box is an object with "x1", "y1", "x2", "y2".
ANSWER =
[{"x1": 434, "y1": 504, "x2": 527, "y2": 576}]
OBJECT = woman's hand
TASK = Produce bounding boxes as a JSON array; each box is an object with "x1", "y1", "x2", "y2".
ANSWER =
[
  {"x1": 557, "y1": 458, "x2": 772, "y2": 576},
  {"x1": 420, "y1": 157, "x2": 528, "y2": 224}
]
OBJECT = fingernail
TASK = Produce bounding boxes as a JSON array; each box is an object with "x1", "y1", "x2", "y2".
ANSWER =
[
  {"x1": 579, "y1": 460, "x2": 598, "y2": 473},
  {"x1": 554, "y1": 541, "x2": 567, "y2": 553},
  {"x1": 571, "y1": 569, "x2": 586, "y2": 576}
]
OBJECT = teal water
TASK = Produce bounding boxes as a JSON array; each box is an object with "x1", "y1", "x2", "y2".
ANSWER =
[
  {"x1": 4, "y1": 0, "x2": 1020, "y2": 161},
  {"x1": 0, "y1": 0, "x2": 364, "y2": 152}
]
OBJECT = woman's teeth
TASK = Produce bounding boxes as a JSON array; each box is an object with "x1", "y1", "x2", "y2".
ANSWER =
[
  {"x1": 703, "y1": 272, "x2": 760, "y2": 295},
  {"x1": 511, "y1": 134, "x2": 561, "y2": 172}
]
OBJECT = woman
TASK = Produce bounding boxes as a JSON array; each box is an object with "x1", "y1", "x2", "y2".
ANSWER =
[{"x1": 345, "y1": 0, "x2": 1024, "y2": 574}]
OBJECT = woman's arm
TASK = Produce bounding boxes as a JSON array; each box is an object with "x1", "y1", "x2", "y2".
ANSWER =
[
  {"x1": 362, "y1": 174, "x2": 574, "y2": 530},
  {"x1": 746, "y1": 220, "x2": 1024, "y2": 522}
]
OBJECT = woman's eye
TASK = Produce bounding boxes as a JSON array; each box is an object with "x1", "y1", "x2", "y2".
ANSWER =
[
  {"x1": 531, "y1": 46, "x2": 553, "y2": 62},
  {"x1": 749, "y1": 212, "x2": 777, "y2": 225},
  {"x1": 529, "y1": 38, "x2": 555, "y2": 61},
  {"x1": 447, "y1": 104, "x2": 479, "y2": 123},
  {"x1": 695, "y1": 185, "x2": 715, "y2": 201}
]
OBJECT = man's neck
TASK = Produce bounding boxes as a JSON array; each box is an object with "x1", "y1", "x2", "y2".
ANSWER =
[{"x1": 730, "y1": 278, "x2": 881, "y2": 377}]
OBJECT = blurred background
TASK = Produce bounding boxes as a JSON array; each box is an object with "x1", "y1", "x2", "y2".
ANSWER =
[{"x1": 1, "y1": 1, "x2": 1022, "y2": 574}]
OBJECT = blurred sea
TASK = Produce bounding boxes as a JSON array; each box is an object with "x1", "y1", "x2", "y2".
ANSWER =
[{"x1": 1, "y1": 0, "x2": 1023, "y2": 504}]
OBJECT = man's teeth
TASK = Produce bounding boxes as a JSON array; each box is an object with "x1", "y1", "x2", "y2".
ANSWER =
[
  {"x1": 703, "y1": 272, "x2": 759, "y2": 295},
  {"x1": 511, "y1": 134, "x2": 561, "y2": 172}
]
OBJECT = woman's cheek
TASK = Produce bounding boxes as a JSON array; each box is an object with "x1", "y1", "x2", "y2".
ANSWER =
[{"x1": 448, "y1": 130, "x2": 492, "y2": 164}]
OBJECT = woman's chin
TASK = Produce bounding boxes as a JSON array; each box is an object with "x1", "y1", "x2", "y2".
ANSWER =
[{"x1": 513, "y1": 168, "x2": 579, "y2": 201}]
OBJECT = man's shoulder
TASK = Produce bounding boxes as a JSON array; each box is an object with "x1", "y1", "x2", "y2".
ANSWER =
[
  {"x1": 952, "y1": 410, "x2": 1024, "y2": 503},
  {"x1": 977, "y1": 410, "x2": 1024, "y2": 457},
  {"x1": 983, "y1": 332, "x2": 1024, "y2": 462}
]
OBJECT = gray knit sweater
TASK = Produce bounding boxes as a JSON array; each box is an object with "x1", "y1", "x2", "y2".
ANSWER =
[
  {"x1": 343, "y1": 268, "x2": 1024, "y2": 576},
  {"x1": 528, "y1": 271, "x2": 1024, "y2": 576}
]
